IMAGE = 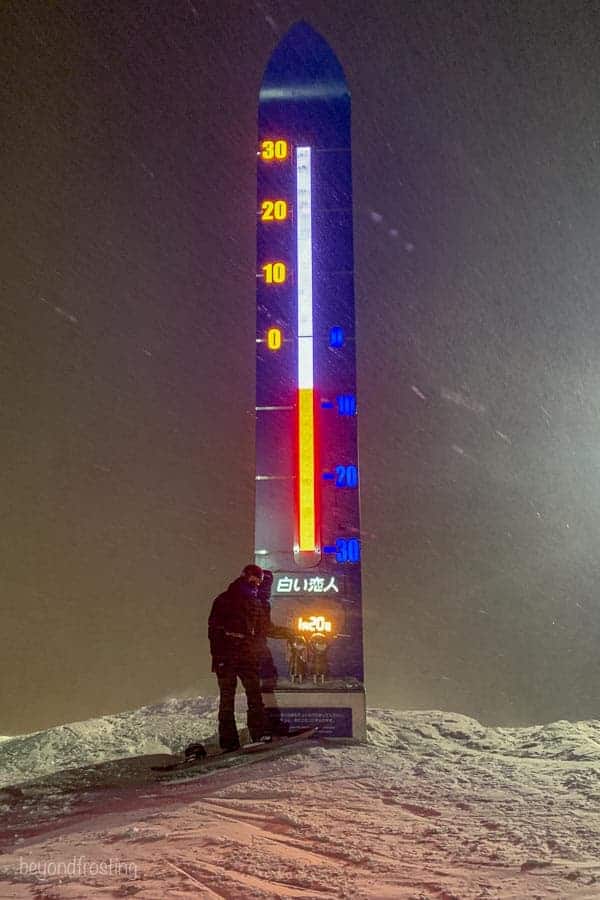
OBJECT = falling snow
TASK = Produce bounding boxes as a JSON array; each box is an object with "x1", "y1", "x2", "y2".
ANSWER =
[{"x1": 3, "y1": 0, "x2": 600, "y2": 752}]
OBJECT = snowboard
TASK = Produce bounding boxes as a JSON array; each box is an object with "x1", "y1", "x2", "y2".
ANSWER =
[{"x1": 151, "y1": 726, "x2": 318, "y2": 776}]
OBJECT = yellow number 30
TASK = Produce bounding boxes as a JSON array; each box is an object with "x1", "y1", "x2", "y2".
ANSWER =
[{"x1": 260, "y1": 139, "x2": 288, "y2": 161}]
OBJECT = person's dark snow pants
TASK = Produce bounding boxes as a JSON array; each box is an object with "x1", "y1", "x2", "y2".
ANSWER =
[{"x1": 216, "y1": 663, "x2": 266, "y2": 749}]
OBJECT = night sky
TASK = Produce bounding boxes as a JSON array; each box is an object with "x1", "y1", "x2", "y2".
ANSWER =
[{"x1": 3, "y1": 0, "x2": 600, "y2": 734}]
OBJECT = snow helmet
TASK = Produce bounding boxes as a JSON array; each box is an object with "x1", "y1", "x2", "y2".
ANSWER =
[{"x1": 243, "y1": 564, "x2": 263, "y2": 581}]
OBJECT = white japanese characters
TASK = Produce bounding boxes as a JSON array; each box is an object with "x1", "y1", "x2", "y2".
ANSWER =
[{"x1": 275, "y1": 575, "x2": 339, "y2": 594}]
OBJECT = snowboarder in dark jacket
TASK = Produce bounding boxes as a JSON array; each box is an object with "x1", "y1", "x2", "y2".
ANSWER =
[
  {"x1": 254, "y1": 570, "x2": 293, "y2": 682},
  {"x1": 208, "y1": 564, "x2": 290, "y2": 751}
]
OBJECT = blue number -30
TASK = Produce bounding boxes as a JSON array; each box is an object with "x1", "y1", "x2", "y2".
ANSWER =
[{"x1": 335, "y1": 538, "x2": 361, "y2": 563}]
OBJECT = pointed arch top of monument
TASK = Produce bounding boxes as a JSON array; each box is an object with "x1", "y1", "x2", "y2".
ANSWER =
[{"x1": 259, "y1": 20, "x2": 349, "y2": 102}]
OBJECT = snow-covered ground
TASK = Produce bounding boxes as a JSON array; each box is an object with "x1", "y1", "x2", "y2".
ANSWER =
[
  {"x1": 0, "y1": 697, "x2": 218, "y2": 789},
  {"x1": 1, "y1": 699, "x2": 599, "y2": 898}
]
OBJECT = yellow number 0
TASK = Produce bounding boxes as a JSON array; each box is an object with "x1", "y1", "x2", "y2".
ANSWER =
[{"x1": 267, "y1": 327, "x2": 282, "y2": 350}]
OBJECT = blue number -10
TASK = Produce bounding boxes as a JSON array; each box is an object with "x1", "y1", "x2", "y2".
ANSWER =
[
  {"x1": 335, "y1": 538, "x2": 361, "y2": 563},
  {"x1": 337, "y1": 395, "x2": 356, "y2": 416},
  {"x1": 335, "y1": 465, "x2": 358, "y2": 488}
]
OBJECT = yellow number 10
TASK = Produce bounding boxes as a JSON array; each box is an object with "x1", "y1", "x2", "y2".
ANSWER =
[
  {"x1": 261, "y1": 200, "x2": 288, "y2": 221},
  {"x1": 260, "y1": 139, "x2": 288, "y2": 161},
  {"x1": 262, "y1": 262, "x2": 286, "y2": 284}
]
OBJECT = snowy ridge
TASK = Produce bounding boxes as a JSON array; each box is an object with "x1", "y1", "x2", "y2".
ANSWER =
[
  {"x1": 1, "y1": 701, "x2": 600, "y2": 897},
  {"x1": 2, "y1": 698, "x2": 600, "y2": 790},
  {"x1": 368, "y1": 708, "x2": 600, "y2": 760},
  {"x1": 0, "y1": 696, "x2": 218, "y2": 789}
]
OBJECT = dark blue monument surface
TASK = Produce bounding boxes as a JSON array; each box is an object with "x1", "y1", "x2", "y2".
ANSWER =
[{"x1": 255, "y1": 23, "x2": 364, "y2": 734}]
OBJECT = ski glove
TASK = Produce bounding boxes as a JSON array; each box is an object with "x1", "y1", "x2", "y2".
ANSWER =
[
  {"x1": 212, "y1": 658, "x2": 230, "y2": 675},
  {"x1": 257, "y1": 569, "x2": 274, "y2": 602}
]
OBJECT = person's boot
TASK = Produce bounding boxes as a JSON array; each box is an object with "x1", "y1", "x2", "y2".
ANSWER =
[
  {"x1": 271, "y1": 720, "x2": 290, "y2": 737},
  {"x1": 219, "y1": 718, "x2": 240, "y2": 752},
  {"x1": 184, "y1": 742, "x2": 207, "y2": 761}
]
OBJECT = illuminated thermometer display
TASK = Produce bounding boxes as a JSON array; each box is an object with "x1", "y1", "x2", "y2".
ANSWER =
[
  {"x1": 296, "y1": 147, "x2": 316, "y2": 552},
  {"x1": 255, "y1": 21, "x2": 364, "y2": 690}
]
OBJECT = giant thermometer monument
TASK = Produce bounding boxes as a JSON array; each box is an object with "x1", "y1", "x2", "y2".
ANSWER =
[{"x1": 255, "y1": 22, "x2": 365, "y2": 739}]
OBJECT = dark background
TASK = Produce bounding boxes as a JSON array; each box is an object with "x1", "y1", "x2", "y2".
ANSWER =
[{"x1": 2, "y1": 0, "x2": 600, "y2": 733}]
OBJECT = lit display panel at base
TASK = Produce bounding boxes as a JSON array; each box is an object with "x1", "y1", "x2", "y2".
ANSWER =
[
  {"x1": 255, "y1": 22, "x2": 364, "y2": 708},
  {"x1": 296, "y1": 146, "x2": 317, "y2": 553}
]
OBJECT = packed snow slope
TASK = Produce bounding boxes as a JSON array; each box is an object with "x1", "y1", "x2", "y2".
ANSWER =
[{"x1": 1, "y1": 699, "x2": 599, "y2": 898}]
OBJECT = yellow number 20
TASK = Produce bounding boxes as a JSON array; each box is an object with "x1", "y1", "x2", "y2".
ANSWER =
[
  {"x1": 262, "y1": 262, "x2": 286, "y2": 284},
  {"x1": 261, "y1": 200, "x2": 288, "y2": 221}
]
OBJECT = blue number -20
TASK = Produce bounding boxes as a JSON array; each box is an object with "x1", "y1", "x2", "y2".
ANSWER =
[
  {"x1": 335, "y1": 465, "x2": 358, "y2": 488},
  {"x1": 335, "y1": 538, "x2": 361, "y2": 563}
]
